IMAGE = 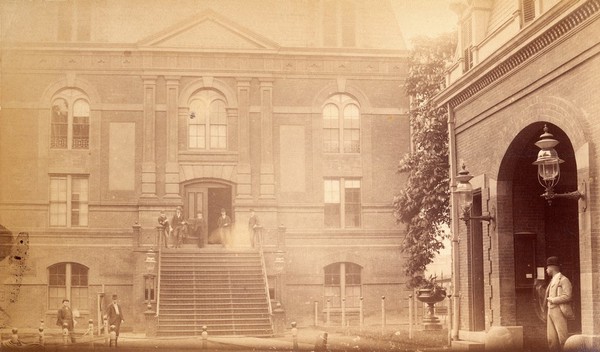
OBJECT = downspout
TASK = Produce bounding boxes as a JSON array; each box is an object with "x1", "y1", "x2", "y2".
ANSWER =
[{"x1": 448, "y1": 103, "x2": 460, "y2": 341}]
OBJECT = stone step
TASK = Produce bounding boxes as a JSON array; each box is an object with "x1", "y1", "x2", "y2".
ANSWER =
[{"x1": 451, "y1": 341, "x2": 485, "y2": 351}]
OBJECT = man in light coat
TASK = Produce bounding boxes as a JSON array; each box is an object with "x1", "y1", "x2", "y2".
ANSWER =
[{"x1": 545, "y1": 256, "x2": 573, "y2": 352}]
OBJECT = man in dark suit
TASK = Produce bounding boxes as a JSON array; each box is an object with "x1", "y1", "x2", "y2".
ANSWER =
[
  {"x1": 171, "y1": 206, "x2": 187, "y2": 248},
  {"x1": 191, "y1": 212, "x2": 206, "y2": 248},
  {"x1": 104, "y1": 294, "x2": 124, "y2": 347},
  {"x1": 56, "y1": 299, "x2": 76, "y2": 343}
]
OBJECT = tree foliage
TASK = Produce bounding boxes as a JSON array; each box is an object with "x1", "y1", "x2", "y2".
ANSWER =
[{"x1": 394, "y1": 33, "x2": 456, "y2": 288}]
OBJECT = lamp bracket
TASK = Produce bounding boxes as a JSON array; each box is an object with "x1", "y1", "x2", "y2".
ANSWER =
[
  {"x1": 541, "y1": 180, "x2": 586, "y2": 208},
  {"x1": 460, "y1": 206, "x2": 496, "y2": 230}
]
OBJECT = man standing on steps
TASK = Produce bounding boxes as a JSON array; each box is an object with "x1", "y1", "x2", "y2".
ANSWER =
[
  {"x1": 248, "y1": 209, "x2": 260, "y2": 248},
  {"x1": 171, "y1": 206, "x2": 187, "y2": 248},
  {"x1": 217, "y1": 208, "x2": 232, "y2": 247},
  {"x1": 191, "y1": 212, "x2": 206, "y2": 248}
]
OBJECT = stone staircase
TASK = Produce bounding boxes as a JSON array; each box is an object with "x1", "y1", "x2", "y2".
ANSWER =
[{"x1": 156, "y1": 247, "x2": 273, "y2": 337}]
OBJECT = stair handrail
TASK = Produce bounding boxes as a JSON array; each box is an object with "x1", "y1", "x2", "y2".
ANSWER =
[
  {"x1": 155, "y1": 226, "x2": 164, "y2": 317},
  {"x1": 257, "y1": 227, "x2": 273, "y2": 316}
]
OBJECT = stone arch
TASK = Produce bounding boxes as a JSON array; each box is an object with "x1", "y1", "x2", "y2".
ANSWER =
[
  {"x1": 520, "y1": 96, "x2": 589, "y2": 151},
  {"x1": 489, "y1": 96, "x2": 589, "y2": 179},
  {"x1": 179, "y1": 164, "x2": 237, "y2": 184},
  {"x1": 179, "y1": 78, "x2": 238, "y2": 107},
  {"x1": 39, "y1": 77, "x2": 101, "y2": 108},
  {"x1": 311, "y1": 80, "x2": 372, "y2": 112}
]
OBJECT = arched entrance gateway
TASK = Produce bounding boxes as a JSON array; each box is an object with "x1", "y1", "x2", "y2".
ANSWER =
[{"x1": 498, "y1": 122, "x2": 582, "y2": 349}]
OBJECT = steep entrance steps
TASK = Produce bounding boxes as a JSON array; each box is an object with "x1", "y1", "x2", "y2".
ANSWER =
[{"x1": 156, "y1": 247, "x2": 273, "y2": 337}]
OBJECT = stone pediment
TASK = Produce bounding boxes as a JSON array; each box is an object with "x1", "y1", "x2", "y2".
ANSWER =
[{"x1": 138, "y1": 9, "x2": 280, "y2": 50}]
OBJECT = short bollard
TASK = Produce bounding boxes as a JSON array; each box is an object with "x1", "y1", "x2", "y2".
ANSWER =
[
  {"x1": 62, "y1": 323, "x2": 70, "y2": 345},
  {"x1": 39, "y1": 320, "x2": 45, "y2": 345},
  {"x1": 201, "y1": 325, "x2": 208, "y2": 349},
  {"x1": 109, "y1": 325, "x2": 117, "y2": 347},
  {"x1": 291, "y1": 322, "x2": 298, "y2": 352},
  {"x1": 11, "y1": 328, "x2": 19, "y2": 344},
  {"x1": 103, "y1": 318, "x2": 109, "y2": 345},
  {"x1": 326, "y1": 299, "x2": 331, "y2": 326},
  {"x1": 314, "y1": 332, "x2": 328, "y2": 352},
  {"x1": 87, "y1": 319, "x2": 94, "y2": 347},
  {"x1": 381, "y1": 296, "x2": 386, "y2": 333}
]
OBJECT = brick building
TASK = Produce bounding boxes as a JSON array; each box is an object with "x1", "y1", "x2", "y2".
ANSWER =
[
  {"x1": 0, "y1": 0, "x2": 411, "y2": 334},
  {"x1": 435, "y1": 0, "x2": 600, "y2": 349}
]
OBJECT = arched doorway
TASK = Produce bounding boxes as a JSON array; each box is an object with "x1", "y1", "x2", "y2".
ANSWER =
[
  {"x1": 498, "y1": 122, "x2": 581, "y2": 348},
  {"x1": 183, "y1": 180, "x2": 233, "y2": 246}
]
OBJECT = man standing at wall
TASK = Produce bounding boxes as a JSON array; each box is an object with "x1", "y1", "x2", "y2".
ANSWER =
[
  {"x1": 545, "y1": 256, "x2": 573, "y2": 352},
  {"x1": 56, "y1": 299, "x2": 76, "y2": 343},
  {"x1": 105, "y1": 294, "x2": 124, "y2": 347}
]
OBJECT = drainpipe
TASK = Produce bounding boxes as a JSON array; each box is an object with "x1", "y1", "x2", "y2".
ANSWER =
[{"x1": 448, "y1": 104, "x2": 460, "y2": 341}]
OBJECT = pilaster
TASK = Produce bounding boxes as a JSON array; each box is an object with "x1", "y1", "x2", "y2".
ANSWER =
[
  {"x1": 259, "y1": 78, "x2": 275, "y2": 199},
  {"x1": 165, "y1": 76, "x2": 181, "y2": 199},
  {"x1": 141, "y1": 76, "x2": 157, "y2": 198},
  {"x1": 237, "y1": 78, "x2": 252, "y2": 200}
]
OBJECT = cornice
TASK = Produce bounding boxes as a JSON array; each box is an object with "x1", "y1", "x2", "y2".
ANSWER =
[
  {"x1": 3, "y1": 51, "x2": 408, "y2": 78},
  {"x1": 435, "y1": 0, "x2": 600, "y2": 108},
  {"x1": 2, "y1": 43, "x2": 408, "y2": 59}
]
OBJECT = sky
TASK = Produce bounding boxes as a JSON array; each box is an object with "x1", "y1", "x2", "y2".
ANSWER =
[{"x1": 391, "y1": 0, "x2": 458, "y2": 48}]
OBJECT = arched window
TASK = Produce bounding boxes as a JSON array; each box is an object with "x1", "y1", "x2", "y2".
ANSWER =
[
  {"x1": 188, "y1": 90, "x2": 228, "y2": 150},
  {"x1": 51, "y1": 89, "x2": 90, "y2": 149},
  {"x1": 324, "y1": 262, "x2": 362, "y2": 308},
  {"x1": 322, "y1": 94, "x2": 360, "y2": 153},
  {"x1": 48, "y1": 262, "x2": 88, "y2": 310}
]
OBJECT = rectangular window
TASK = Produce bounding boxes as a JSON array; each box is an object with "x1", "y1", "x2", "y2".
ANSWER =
[
  {"x1": 50, "y1": 177, "x2": 68, "y2": 226},
  {"x1": 189, "y1": 124, "x2": 206, "y2": 149},
  {"x1": 324, "y1": 180, "x2": 341, "y2": 228},
  {"x1": 344, "y1": 180, "x2": 361, "y2": 227},
  {"x1": 210, "y1": 125, "x2": 227, "y2": 149},
  {"x1": 50, "y1": 175, "x2": 88, "y2": 227},
  {"x1": 324, "y1": 178, "x2": 361, "y2": 228}
]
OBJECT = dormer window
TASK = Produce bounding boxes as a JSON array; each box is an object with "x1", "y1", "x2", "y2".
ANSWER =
[
  {"x1": 461, "y1": 15, "x2": 473, "y2": 72},
  {"x1": 521, "y1": 0, "x2": 536, "y2": 26}
]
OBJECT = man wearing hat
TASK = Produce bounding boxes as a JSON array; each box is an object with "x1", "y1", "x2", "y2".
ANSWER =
[
  {"x1": 545, "y1": 256, "x2": 573, "y2": 352},
  {"x1": 56, "y1": 299, "x2": 76, "y2": 343},
  {"x1": 104, "y1": 294, "x2": 124, "y2": 347},
  {"x1": 171, "y1": 206, "x2": 187, "y2": 248}
]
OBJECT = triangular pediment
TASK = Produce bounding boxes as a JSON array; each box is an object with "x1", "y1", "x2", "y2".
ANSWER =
[{"x1": 138, "y1": 9, "x2": 280, "y2": 50}]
